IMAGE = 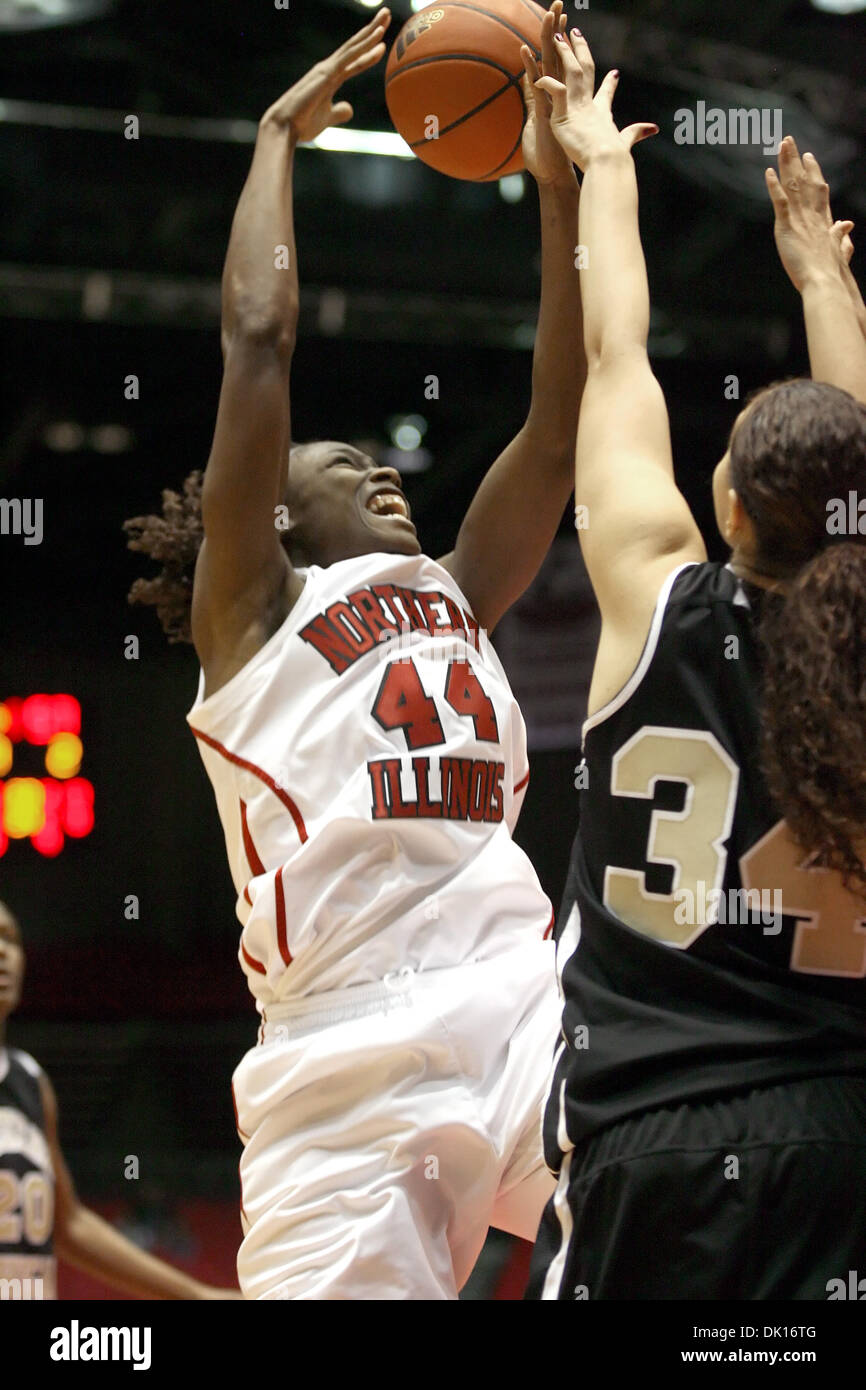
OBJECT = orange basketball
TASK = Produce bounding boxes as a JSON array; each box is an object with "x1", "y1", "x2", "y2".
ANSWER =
[{"x1": 385, "y1": 0, "x2": 546, "y2": 182}]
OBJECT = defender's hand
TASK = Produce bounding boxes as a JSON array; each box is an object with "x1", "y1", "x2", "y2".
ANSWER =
[
  {"x1": 261, "y1": 8, "x2": 391, "y2": 145},
  {"x1": 766, "y1": 136, "x2": 851, "y2": 292},
  {"x1": 534, "y1": 29, "x2": 657, "y2": 172}
]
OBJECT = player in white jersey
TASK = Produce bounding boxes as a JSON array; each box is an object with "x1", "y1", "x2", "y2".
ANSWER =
[
  {"x1": 124, "y1": 6, "x2": 629, "y2": 1299},
  {"x1": 0, "y1": 901, "x2": 238, "y2": 1299}
]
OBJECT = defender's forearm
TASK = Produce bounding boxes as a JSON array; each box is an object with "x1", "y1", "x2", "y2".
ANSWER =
[
  {"x1": 800, "y1": 262, "x2": 866, "y2": 403},
  {"x1": 221, "y1": 117, "x2": 300, "y2": 347},
  {"x1": 841, "y1": 260, "x2": 866, "y2": 343},
  {"x1": 578, "y1": 148, "x2": 649, "y2": 365},
  {"x1": 801, "y1": 269, "x2": 866, "y2": 403}
]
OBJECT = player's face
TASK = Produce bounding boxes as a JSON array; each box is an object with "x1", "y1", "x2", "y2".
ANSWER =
[
  {"x1": 712, "y1": 450, "x2": 733, "y2": 541},
  {"x1": 0, "y1": 906, "x2": 24, "y2": 1020},
  {"x1": 713, "y1": 397, "x2": 756, "y2": 543},
  {"x1": 714, "y1": 389, "x2": 776, "y2": 543},
  {"x1": 286, "y1": 442, "x2": 422, "y2": 565}
]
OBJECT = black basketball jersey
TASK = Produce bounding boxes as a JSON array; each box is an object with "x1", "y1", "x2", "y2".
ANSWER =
[
  {"x1": 0, "y1": 1047, "x2": 56, "y2": 1299},
  {"x1": 545, "y1": 561, "x2": 866, "y2": 1168}
]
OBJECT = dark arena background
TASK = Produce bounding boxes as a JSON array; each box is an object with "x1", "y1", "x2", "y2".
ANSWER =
[{"x1": 0, "y1": 0, "x2": 864, "y2": 1305}]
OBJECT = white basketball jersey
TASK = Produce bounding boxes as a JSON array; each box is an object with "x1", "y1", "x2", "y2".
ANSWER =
[{"x1": 187, "y1": 552, "x2": 553, "y2": 1004}]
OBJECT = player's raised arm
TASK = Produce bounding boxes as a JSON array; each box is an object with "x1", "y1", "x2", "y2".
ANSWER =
[
  {"x1": 40, "y1": 1073, "x2": 238, "y2": 1299},
  {"x1": 536, "y1": 30, "x2": 704, "y2": 673},
  {"x1": 437, "y1": 4, "x2": 586, "y2": 633},
  {"x1": 192, "y1": 10, "x2": 392, "y2": 683},
  {"x1": 766, "y1": 137, "x2": 866, "y2": 402}
]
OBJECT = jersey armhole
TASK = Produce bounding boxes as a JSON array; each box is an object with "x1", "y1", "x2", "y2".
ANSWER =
[{"x1": 582, "y1": 561, "x2": 699, "y2": 741}]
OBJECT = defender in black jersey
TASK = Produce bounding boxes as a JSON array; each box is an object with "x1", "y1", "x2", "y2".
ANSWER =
[
  {"x1": 528, "y1": 34, "x2": 866, "y2": 1299},
  {"x1": 0, "y1": 901, "x2": 238, "y2": 1300},
  {"x1": 0, "y1": 1046, "x2": 56, "y2": 1298}
]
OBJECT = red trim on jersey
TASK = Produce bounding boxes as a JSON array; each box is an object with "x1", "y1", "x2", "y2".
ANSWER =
[
  {"x1": 240, "y1": 799, "x2": 266, "y2": 875},
  {"x1": 240, "y1": 799, "x2": 264, "y2": 909},
  {"x1": 241, "y1": 939, "x2": 267, "y2": 975},
  {"x1": 543, "y1": 909, "x2": 555, "y2": 940},
  {"x1": 189, "y1": 726, "x2": 308, "y2": 844},
  {"x1": 513, "y1": 770, "x2": 530, "y2": 795},
  {"x1": 274, "y1": 865, "x2": 292, "y2": 967}
]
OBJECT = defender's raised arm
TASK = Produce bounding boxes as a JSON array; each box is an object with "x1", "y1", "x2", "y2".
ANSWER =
[
  {"x1": 536, "y1": 29, "x2": 703, "y2": 709},
  {"x1": 767, "y1": 136, "x2": 866, "y2": 403}
]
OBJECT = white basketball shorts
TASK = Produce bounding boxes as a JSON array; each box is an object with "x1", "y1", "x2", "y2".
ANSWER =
[{"x1": 231, "y1": 938, "x2": 560, "y2": 1300}]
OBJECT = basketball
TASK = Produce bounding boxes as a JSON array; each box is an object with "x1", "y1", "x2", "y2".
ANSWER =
[{"x1": 385, "y1": 1, "x2": 546, "y2": 182}]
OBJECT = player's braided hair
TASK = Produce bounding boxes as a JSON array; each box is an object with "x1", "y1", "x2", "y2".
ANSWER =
[
  {"x1": 123, "y1": 470, "x2": 204, "y2": 645},
  {"x1": 123, "y1": 445, "x2": 317, "y2": 643},
  {"x1": 729, "y1": 379, "x2": 866, "y2": 897}
]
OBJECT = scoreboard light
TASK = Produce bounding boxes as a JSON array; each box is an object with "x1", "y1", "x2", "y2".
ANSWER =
[
  {"x1": 0, "y1": 694, "x2": 94, "y2": 857},
  {"x1": 45, "y1": 732, "x2": 83, "y2": 779}
]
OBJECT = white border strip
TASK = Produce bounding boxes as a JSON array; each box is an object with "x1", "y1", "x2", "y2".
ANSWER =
[
  {"x1": 583, "y1": 562, "x2": 699, "y2": 740},
  {"x1": 541, "y1": 1146, "x2": 575, "y2": 1301}
]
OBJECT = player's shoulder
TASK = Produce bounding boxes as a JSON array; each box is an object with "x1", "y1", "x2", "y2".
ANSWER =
[
  {"x1": 0, "y1": 1049, "x2": 48, "y2": 1114},
  {"x1": 661, "y1": 562, "x2": 760, "y2": 655},
  {"x1": 8, "y1": 1049, "x2": 46, "y2": 1083},
  {"x1": 666, "y1": 560, "x2": 744, "y2": 612}
]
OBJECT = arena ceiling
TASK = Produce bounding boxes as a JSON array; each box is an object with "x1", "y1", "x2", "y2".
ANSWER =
[
  {"x1": 0, "y1": 0, "x2": 864, "y2": 575},
  {"x1": 2, "y1": 0, "x2": 863, "y2": 330}
]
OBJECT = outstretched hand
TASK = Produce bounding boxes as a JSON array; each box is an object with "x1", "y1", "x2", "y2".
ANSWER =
[
  {"x1": 533, "y1": 28, "x2": 657, "y2": 172},
  {"x1": 262, "y1": 7, "x2": 391, "y2": 144},
  {"x1": 766, "y1": 136, "x2": 852, "y2": 290},
  {"x1": 520, "y1": 3, "x2": 575, "y2": 187}
]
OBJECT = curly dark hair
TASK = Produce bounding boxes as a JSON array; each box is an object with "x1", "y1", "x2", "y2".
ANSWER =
[
  {"x1": 729, "y1": 379, "x2": 866, "y2": 897},
  {"x1": 123, "y1": 470, "x2": 204, "y2": 645}
]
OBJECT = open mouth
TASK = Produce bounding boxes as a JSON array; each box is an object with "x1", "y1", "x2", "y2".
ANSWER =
[{"x1": 366, "y1": 491, "x2": 412, "y2": 521}]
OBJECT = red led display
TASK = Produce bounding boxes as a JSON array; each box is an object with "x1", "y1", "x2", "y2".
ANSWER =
[{"x1": 0, "y1": 694, "x2": 94, "y2": 857}]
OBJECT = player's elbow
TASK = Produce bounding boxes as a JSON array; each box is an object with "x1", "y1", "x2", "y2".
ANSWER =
[
  {"x1": 225, "y1": 313, "x2": 297, "y2": 365},
  {"x1": 585, "y1": 340, "x2": 649, "y2": 376}
]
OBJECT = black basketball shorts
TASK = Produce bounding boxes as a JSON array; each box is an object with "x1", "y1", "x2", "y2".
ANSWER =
[{"x1": 526, "y1": 1073, "x2": 866, "y2": 1300}]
